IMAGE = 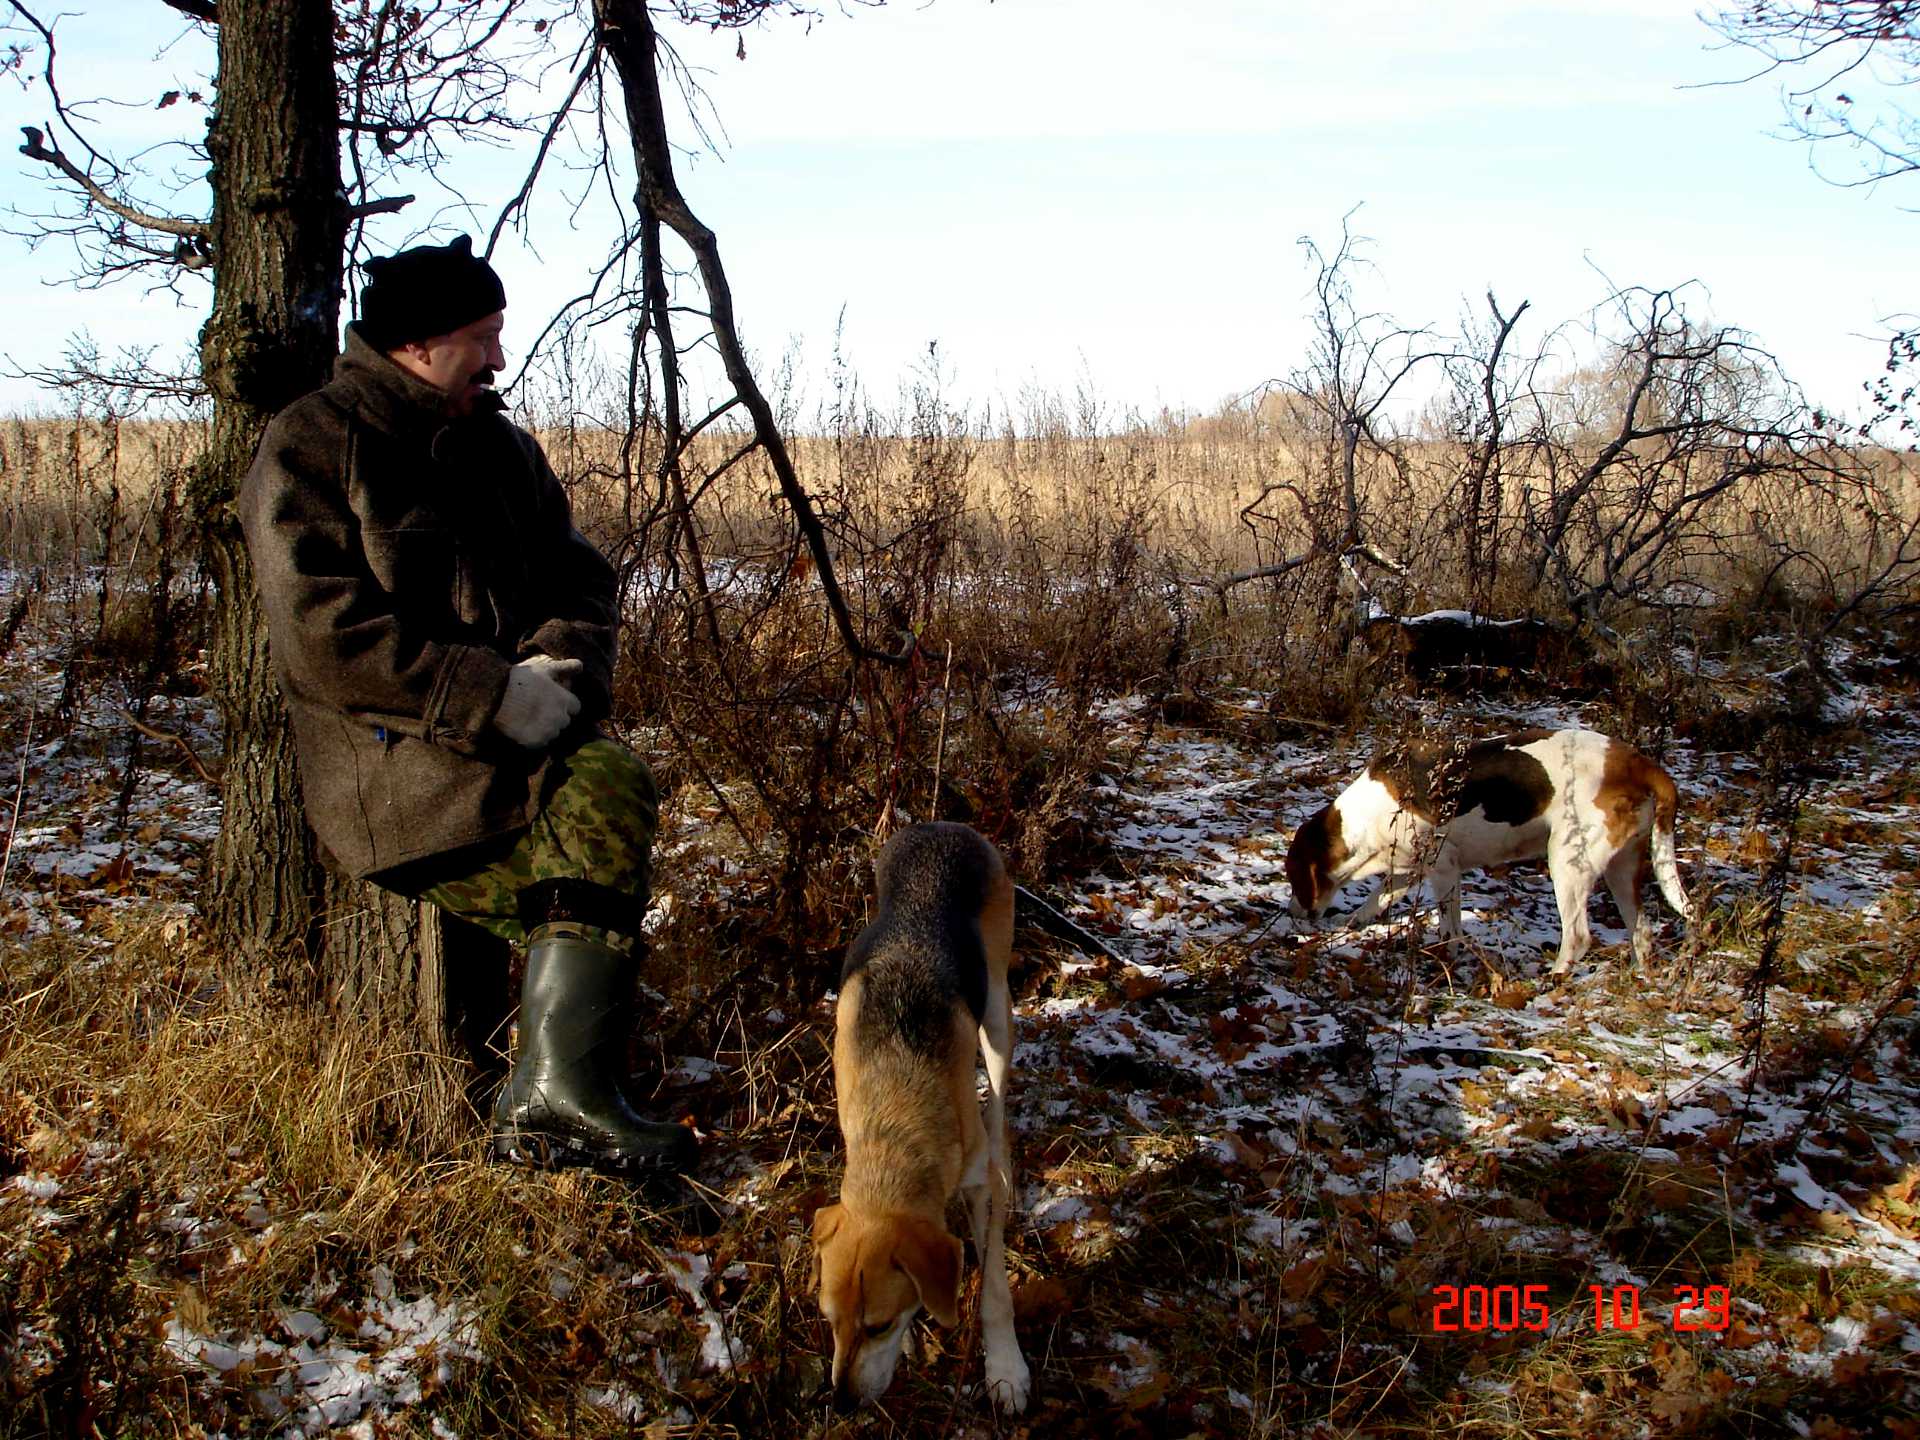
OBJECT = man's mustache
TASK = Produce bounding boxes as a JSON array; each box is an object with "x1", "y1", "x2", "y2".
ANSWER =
[{"x1": 470, "y1": 367, "x2": 497, "y2": 388}]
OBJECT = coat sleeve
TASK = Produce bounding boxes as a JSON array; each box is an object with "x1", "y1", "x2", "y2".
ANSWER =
[
  {"x1": 510, "y1": 428, "x2": 619, "y2": 722},
  {"x1": 240, "y1": 405, "x2": 513, "y2": 750}
]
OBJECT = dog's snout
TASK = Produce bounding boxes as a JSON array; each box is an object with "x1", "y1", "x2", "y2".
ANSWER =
[{"x1": 831, "y1": 1381, "x2": 859, "y2": 1415}]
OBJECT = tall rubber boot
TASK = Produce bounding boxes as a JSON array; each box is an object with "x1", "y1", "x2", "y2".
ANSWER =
[{"x1": 491, "y1": 926, "x2": 697, "y2": 1175}]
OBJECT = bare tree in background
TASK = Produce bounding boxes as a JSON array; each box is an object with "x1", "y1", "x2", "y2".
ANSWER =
[
  {"x1": 1704, "y1": 0, "x2": 1918, "y2": 443},
  {"x1": 1441, "y1": 291, "x2": 1534, "y2": 605},
  {"x1": 1438, "y1": 281, "x2": 1917, "y2": 691},
  {"x1": 1516, "y1": 286, "x2": 1840, "y2": 623},
  {"x1": 1220, "y1": 227, "x2": 1915, "y2": 700},
  {"x1": 1226, "y1": 220, "x2": 1441, "y2": 630}
]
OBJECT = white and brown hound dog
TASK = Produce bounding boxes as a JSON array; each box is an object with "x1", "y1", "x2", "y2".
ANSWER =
[{"x1": 1286, "y1": 728, "x2": 1691, "y2": 975}]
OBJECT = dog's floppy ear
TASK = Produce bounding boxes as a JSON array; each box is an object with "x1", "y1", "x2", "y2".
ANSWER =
[
  {"x1": 892, "y1": 1216, "x2": 963, "y2": 1328},
  {"x1": 809, "y1": 1202, "x2": 844, "y2": 1291}
]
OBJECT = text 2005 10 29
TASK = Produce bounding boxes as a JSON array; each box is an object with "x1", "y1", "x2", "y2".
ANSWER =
[{"x1": 1429, "y1": 1284, "x2": 1733, "y2": 1333}]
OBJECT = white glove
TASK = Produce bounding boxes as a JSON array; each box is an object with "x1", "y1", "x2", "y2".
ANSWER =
[{"x1": 492, "y1": 655, "x2": 583, "y2": 748}]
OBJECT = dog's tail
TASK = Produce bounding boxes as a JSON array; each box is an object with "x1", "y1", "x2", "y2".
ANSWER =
[{"x1": 1647, "y1": 765, "x2": 1692, "y2": 923}]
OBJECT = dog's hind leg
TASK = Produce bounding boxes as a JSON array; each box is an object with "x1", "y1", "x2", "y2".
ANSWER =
[
  {"x1": 959, "y1": 1092, "x2": 989, "y2": 1257},
  {"x1": 976, "y1": 978, "x2": 1031, "y2": 1413},
  {"x1": 1604, "y1": 847, "x2": 1652, "y2": 968},
  {"x1": 1430, "y1": 847, "x2": 1464, "y2": 955},
  {"x1": 1546, "y1": 841, "x2": 1599, "y2": 977}
]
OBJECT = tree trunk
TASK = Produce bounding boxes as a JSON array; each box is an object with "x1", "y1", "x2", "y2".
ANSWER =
[
  {"x1": 195, "y1": 0, "x2": 491, "y2": 1058},
  {"x1": 196, "y1": 0, "x2": 346, "y2": 987},
  {"x1": 320, "y1": 878, "x2": 513, "y2": 1099}
]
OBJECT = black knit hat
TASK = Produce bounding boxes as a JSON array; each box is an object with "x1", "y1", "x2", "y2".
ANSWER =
[{"x1": 359, "y1": 234, "x2": 506, "y2": 348}]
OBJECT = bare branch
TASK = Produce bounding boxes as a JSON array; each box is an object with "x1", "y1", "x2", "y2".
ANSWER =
[
  {"x1": 18, "y1": 122, "x2": 209, "y2": 241},
  {"x1": 118, "y1": 709, "x2": 219, "y2": 784},
  {"x1": 1348, "y1": 539, "x2": 1407, "y2": 575},
  {"x1": 595, "y1": 0, "x2": 913, "y2": 666},
  {"x1": 485, "y1": 35, "x2": 599, "y2": 259},
  {"x1": 1208, "y1": 553, "x2": 1314, "y2": 596},
  {"x1": 347, "y1": 192, "x2": 414, "y2": 221},
  {"x1": 2, "y1": 335, "x2": 206, "y2": 414},
  {"x1": 6, "y1": 0, "x2": 115, "y2": 173},
  {"x1": 1702, "y1": 0, "x2": 1920, "y2": 188}
]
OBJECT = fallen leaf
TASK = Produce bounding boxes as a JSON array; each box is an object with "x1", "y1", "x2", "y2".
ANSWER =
[
  {"x1": 1012, "y1": 1276, "x2": 1074, "y2": 1325},
  {"x1": 1831, "y1": 1349, "x2": 1874, "y2": 1385},
  {"x1": 1281, "y1": 1257, "x2": 1327, "y2": 1301},
  {"x1": 1651, "y1": 1389, "x2": 1709, "y2": 1424},
  {"x1": 1490, "y1": 978, "x2": 1532, "y2": 1009},
  {"x1": 1649, "y1": 1177, "x2": 1694, "y2": 1210},
  {"x1": 1216, "y1": 1130, "x2": 1264, "y2": 1169}
]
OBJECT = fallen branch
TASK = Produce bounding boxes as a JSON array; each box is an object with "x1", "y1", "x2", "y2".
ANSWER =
[{"x1": 1209, "y1": 552, "x2": 1314, "y2": 596}]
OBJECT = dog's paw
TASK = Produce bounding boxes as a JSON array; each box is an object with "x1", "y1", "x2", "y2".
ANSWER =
[{"x1": 985, "y1": 1346, "x2": 1031, "y2": 1413}]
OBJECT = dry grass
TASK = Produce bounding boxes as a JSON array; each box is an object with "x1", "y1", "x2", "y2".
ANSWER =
[
  {"x1": 1, "y1": 916, "x2": 754, "y2": 1436},
  {"x1": 4, "y1": 743, "x2": 1919, "y2": 1436},
  {"x1": 5, "y1": 410, "x2": 1912, "y2": 618}
]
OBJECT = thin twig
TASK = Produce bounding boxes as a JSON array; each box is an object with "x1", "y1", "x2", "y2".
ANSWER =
[
  {"x1": 0, "y1": 700, "x2": 35, "y2": 979},
  {"x1": 929, "y1": 640, "x2": 952, "y2": 821},
  {"x1": 115, "y1": 709, "x2": 217, "y2": 785},
  {"x1": 1779, "y1": 944, "x2": 1920, "y2": 1163},
  {"x1": 1013, "y1": 885, "x2": 1124, "y2": 965}
]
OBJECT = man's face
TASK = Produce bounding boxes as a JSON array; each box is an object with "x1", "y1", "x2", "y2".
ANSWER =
[{"x1": 394, "y1": 311, "x2": 506, "y2": 417}]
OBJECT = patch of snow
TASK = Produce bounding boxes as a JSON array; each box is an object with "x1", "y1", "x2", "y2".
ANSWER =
[{"x1": 662, "y1": 1251, "x2": 746, "y2": 1372}]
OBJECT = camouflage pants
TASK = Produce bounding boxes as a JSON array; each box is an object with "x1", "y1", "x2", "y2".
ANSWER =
[{"x1": 387, "y1": 738, "x2": 659, "y2": 951}]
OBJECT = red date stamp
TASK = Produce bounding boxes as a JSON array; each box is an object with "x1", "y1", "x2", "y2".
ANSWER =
[{"x1": 1429, "y1": 1284, "x2": 1733, "y2": 1333}]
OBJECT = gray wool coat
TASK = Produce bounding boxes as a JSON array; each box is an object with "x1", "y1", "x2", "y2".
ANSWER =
[{"x1": 238, "y1": 325, "x2": 618, "y2": 880}]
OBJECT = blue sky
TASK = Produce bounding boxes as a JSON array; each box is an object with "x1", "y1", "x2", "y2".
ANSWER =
[{"x1": 0, "y1": 0, "x2": 1911, "y2": 421}]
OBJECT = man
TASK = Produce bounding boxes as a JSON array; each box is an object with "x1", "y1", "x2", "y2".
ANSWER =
[{"x1": 239, "y1": 235, "x2": 695, "y2": 1177}]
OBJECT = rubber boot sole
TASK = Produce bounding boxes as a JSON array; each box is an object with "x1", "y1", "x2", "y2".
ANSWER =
[{"x1": 492, "y1": 1126, "x2": 696, "y2": 1179}]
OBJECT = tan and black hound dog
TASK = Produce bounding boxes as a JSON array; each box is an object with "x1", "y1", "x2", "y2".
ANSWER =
[{"x1": 811, "y1": 821, "x2": 1030, "y2": 1413}]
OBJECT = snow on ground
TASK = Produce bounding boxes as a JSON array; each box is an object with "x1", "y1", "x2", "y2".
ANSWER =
[
  {"x1": 4, "y1": 578, "x2": 1919, "y2": 1430},
  {"x1": 997, "y1": 680, "x2": 1920, "y2": 1422},
  {"x1": 162, "y1": 1268, "x2": 483, "y2": 1432},
  {"x1": 0, "y1": 588, "x2": 217, "y2": 945}
]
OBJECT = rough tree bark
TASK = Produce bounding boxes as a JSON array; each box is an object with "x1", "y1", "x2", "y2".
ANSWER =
[
  {"x1": 193, "y1": 0, "x2": 347, "y2": 979},
  {"x1": 193, "y1": 0, "x2": 503, "y2": 1057}
]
